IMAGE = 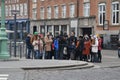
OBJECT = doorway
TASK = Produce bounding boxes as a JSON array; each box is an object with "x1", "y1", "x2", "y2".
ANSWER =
[
  {"x1": 82, "y1": 28, "x2": 92, "y2": 36},
  {"x1": 33, "y1": 26, "x2": 37, "y2": 34}
]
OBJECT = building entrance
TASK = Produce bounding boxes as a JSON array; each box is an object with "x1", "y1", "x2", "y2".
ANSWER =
[{"x1": 82, "y1": 28, "x2": 92, "y2": 36}]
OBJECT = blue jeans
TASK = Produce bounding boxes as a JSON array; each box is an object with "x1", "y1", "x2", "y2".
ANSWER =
[
  {"x1": 34, "y1": 50, "x2": 40, "y2": 59},
  {"x1": 27, "y1": 49, "x2": 33, "y2": 59},
  {"x1": 54, "y1": 50, "x2": 59, "y2": 59}
]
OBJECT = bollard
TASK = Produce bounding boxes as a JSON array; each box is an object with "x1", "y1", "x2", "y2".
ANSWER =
[
  {"x1": 20, "y1": 44, "x2": 22, "y2": 58},
  {"x1": 9, "y1": 41, "x2": 12, "y2": 57}
]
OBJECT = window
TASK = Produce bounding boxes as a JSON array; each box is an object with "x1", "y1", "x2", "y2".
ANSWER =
[
  {"x1": 112, "y1": 2, "x2": 119, "y2": 25},
  {"x1": 61, "y1": 25, "x2": 67, "y2": 34},
  {"x1": 54, "y1": 25, "x2": 59, "y2": 37},
  {"x1": 16, "y1": 4, "x2": 19, "y2": 16},
  {"x1": 47, "y1": 6, "x2": 51, "y2": 19},
  {"x1": 54, "y1": 6, "x2": 59, "y2": 18},
  {"x1": 24, "y1": 3, "x2": 27, "y2": 16},
  {"x1": 62, "y1": 5, "x2": 66, "y2": 18},
  {"x1": 5, "y1": 5, "x2": 9, "y2": 17},
  {"x1": 40, "y1": 7, "x2": 44, "y2": 19},
  {"x1": 5, "y1": 0, "x2": 7, "y2": 3},
  {"x1": 16, "y1": 4, "x2": 19, "y2": 11},
  {"x1": 12, "y1": 4, "x2": 15, "y2": 10},
  {"x1": 98, "y1": 3, "x2": 106, "y2": 25},
  {"x1": 70, "y1": 4, "x2": 75, "y2": 18},
  {"x1": 16, "y1": 0, "x2": 19, "y2": 3},
  {"x1": 20, "y1": 4, "x2": 23, "y2": 16},
  {"x1": 32, "y1": 0, "x2": 37, "y2": 3},
  {"x1": 9, "y1": 5, "x2": 12, "y2": 16},
  {"x1": 32, "y1": 8, "x2": 37, "y2": 20},
  {"x1": 84, "y1": 3, "x2": 90, "y2": 17},
  {"x1": 47, "y1": 26, "x2": 52, "y2": 33}
]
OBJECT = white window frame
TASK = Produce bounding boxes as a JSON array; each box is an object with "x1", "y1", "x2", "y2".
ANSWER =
[
  {"x1": 84, "y1": 2, "x2": 90, "y2": 17},
  {"x1": 5, "y1": 5, "x2": 9, "y2": 17},
  {"x1": 47, "y1": 25, "x2": 52, "y2": 33},
  {"x1": 16, "y1": 4, "x2": 19, "y2": 16},
  {"x1": 9, "y1": 5, "x2": 12, "y2": 16},
  {"x1": 62, "y1": 5, "x2": 66, "y2": 18},
  {"x1": 54, "y1": 6, "x2": 59, "y2": 18},
  {"x1": 20, "y1": 4, "x2": 24, "y2": 16},
  {"x1": 32, "y1": 8, "x2": 37, "y2": 20},
  {"x1": 70, "y1": 4, "x2": 75, "y2": 18},
  {"x1": 24, "y1": 3, "x2": 27, "y2": 16},
  {"x1": 98, "y1": 3, "x2": 106, "y2": 25},
  {"x1": 12, "y1": 4, "x2": 16, "y2": 10},
  {"x1": 47, "y1": 6, "x2": 51, "y2": 19},
  {"x1": 32, "y1": 0, "x2": 37, "y2": 3},
  {"x1": 40, "y1": 7, "x2": 44, "y2": 19},
  {"x1": 112, "y1": 1, "x2": 119, "y2": 25}
]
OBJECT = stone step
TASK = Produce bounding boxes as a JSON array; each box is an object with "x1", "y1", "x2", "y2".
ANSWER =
[
  {"x1": 50, "y1": 63, "x2": 94, "y2": 70},
  {"x1": 22, "y1": 62, "x2": 94, "y2": 70}
]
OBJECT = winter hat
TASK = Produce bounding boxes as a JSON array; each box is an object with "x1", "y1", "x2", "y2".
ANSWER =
[{"x1": 34, "y1": 32, "x2": 39, "y2": 35}]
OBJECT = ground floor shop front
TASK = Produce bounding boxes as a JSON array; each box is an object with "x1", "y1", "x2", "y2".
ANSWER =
[{"x1": 30, "y1": 17, "x2": 95, "y2": 37}]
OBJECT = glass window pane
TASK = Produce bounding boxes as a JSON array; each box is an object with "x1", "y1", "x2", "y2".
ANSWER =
[
  {"x1": 100, "y1": 14, "x2": 102, "y2": 24},
  {"x1": 117, "y1": 4, "x2": 119, "y2": 10},
  {"x1": 116, "y1": 12, "x2": 119, "y2": 23},
  {"x1": 113, "y1": 12, "x2": 115, "y2": 23}
]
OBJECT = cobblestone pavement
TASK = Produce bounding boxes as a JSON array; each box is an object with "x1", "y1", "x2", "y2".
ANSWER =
[
  {"x1": 0, "y1": 67, "x2": 120, "y2": 80},
  {"x1": 0, "y1": 50, "x2": 120, "y2": 80},
  {"x1": 94, "y1": 50, "x2": 120, "y2": 68}
]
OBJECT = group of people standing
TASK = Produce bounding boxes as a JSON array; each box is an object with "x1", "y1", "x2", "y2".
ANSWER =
[{"x1": 25, "y1": 31, "x2": 102, "y2": 63}]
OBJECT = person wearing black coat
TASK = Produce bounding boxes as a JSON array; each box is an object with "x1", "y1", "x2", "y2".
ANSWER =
[
  {"x1": 58, "y1": 31, "x2": 66, "y2": 59},
  {"x1": 76, "y1": 35, "x2": 84, "y2": 60},
  {"x1": 25, "y1": 34, "x2": 33, "y2": 59},
  {"x1": 118, "y1": 39, "x2": 120, "y2": 58},
  {"x1": 68, "y1": 31, "x2": 77, "y2": 60}
]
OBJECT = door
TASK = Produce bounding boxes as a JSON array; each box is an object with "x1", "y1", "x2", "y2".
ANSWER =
[{"x1": 82, "y1": 28, "x2": 92, "y2": 36}]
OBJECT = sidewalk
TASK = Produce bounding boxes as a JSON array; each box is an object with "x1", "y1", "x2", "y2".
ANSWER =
[{"x1": 0, "y1": 59, "x2": 94, "y2": 70}]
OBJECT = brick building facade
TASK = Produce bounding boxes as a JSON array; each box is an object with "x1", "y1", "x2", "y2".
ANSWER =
[
  {"x1": 0, "y1": 0, "x2": 120, "y2": 48},
  {"x1": 0, "y1": 0, "x2": 30, "y2": 40},
  {"x1": 29, "y1": 0, "x2": 120, "y2": 48},
  {"x1": 91, "y1": 0, "x2": 120, "y2": 48},
  {"x1": 29, "y1": 0, "x2": 95, "y2": 37}
]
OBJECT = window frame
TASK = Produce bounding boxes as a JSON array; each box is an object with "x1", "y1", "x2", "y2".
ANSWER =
[
  {"x1": 69, "y1": 4, "x2": 75, "y2": 18},
  {"x1": 54, "y1": 6, "x2": 59, "y2": 19},
  {"x1": 98, "y1": 3, "x2": 106, "y2": 25},
  {"x1": 40, "y1": 7, "x2": 45, "y2": 19},
  {"x1": 47, "y1": 6, "x2": 51, "y2": 19},
  {"x1": 112, "y1": 1, "x2": 120, "y2": 25},
  {"x1": 84, "y1": 2, "x2": 90, "y2": 17},
  {"x1": 61, "y1": 5, "x2": 66, "y2": 18}
]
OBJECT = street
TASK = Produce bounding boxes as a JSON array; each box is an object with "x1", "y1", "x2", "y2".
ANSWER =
[{"x1": 0, "y1": 49, "x2": 120, "y2": 80}]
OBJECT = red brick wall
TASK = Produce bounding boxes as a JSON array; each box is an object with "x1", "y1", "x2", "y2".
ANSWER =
[{"x1": 29, "y1": 0, "x2": 78, "y2": 20}]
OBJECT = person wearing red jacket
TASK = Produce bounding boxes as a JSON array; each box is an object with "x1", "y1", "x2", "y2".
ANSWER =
[{"x1": 97, "y1": 35, "x2": 102, "y2": 62}]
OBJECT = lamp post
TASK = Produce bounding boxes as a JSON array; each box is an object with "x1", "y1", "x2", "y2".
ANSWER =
[
  {"x1": 0, "y1": 0, "x2": 10, "y2": 59},
  {"x1": 11, "y1": 10, "x2": 19, "y2": 57}
]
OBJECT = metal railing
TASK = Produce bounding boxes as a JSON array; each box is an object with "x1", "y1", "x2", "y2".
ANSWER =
[{"x1": 8, "y1": 40, "x2": 27, "y2": 58}]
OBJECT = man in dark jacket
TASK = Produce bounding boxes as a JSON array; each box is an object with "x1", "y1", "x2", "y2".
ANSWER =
[
  {"x1": 58, "y1": 31, "x2": 65, "y2": 59},
  {"x1": 25, "y1": 34, "x2": 33, "y2": 59},
  {"x1": 68, "y1": 31, "x2": 77, "y2": 60},
  {"x1": 76, "y1": 35, "x2": 84, "y2": 60}
]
